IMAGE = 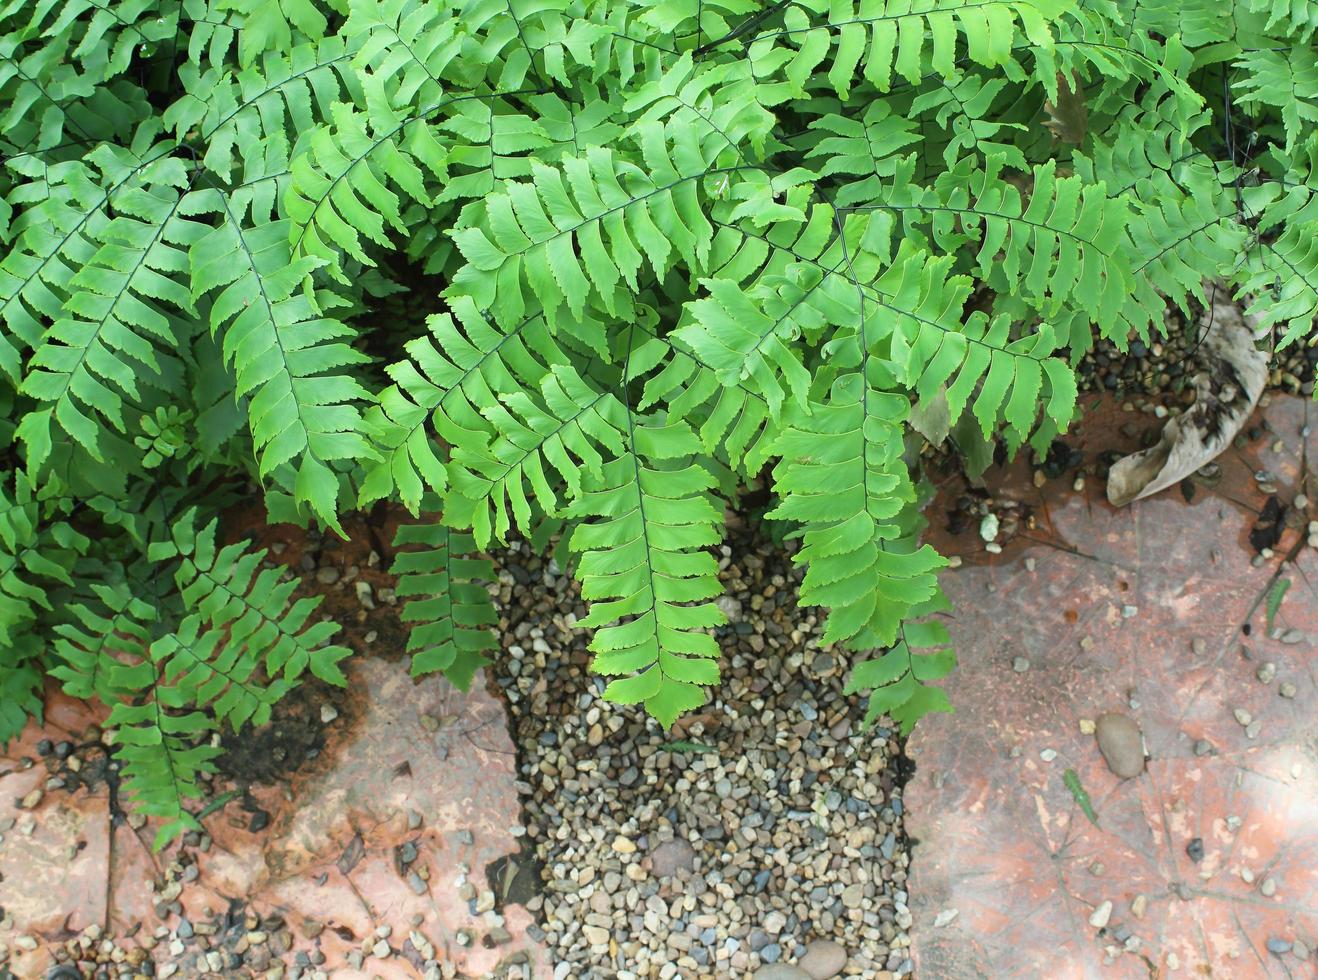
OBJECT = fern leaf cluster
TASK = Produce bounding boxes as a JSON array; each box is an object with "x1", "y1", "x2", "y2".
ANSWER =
[{"x1": 4, "y1": 0, "x2": 1318, "y2": 836}]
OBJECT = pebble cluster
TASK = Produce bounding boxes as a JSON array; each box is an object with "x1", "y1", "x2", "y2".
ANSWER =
[
  {"x1": 1078, "y1": 308, "x2": 1318, "y2": 399},
  {"x1": 488, "y1": 526, "x2": 915, "y2": 979}
]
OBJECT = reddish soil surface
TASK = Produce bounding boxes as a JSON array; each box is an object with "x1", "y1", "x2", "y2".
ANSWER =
[{"x1": 907, "y1": 393, "x2": 1317, "y2": 979}]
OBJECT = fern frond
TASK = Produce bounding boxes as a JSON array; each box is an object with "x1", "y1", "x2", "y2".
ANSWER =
[
  {"x1": 152, "y1": 513, "x2": 352, "y2": 688},
  {"x1": 361, "y1": 297, "x2": 576, "y2": 511},
  {"x1": 165, "y1": 37, "x2": 355, "y2": 186},
  {"x1": 868, "y1": 156, "x2": 1135, "y2": 325},
  {"x1": 189, "y1": 193, "x2": 372, "y2": 528},
  {"x1": 286, "y1": 98, "x2": 451, "y2": 281},
  {"x1": 449, "y1": 121, "x2": 723, "y2": 329},
  {"x1": 109, "y1": 694, "x2": 220, "y2": 847},
  {"x1": 1235, "y1": 46, "x2": 1318, "y2": 153},
  {"x1": 392, "y1": 508, "x2": 497, "y2": 688},
  {"x1": 906, "y1": 72, "x2": 1027, "y2": 170},
  {"x1": 623, "y1": 54, "x2": 777, "y2": 162},
  {"x1": 844, "y1": 594, "x2": 955, "y2": 734},
  {"x1": 568, "y1": 421, "x2": 726, "y2": 727},
  {"x1": 0, "y1": 638, "x2": 43, "y2": 742},
  {"x1": 768, "y1": 372, "x2": 943, "y2": 648},
  {"x1": 1244, "y1": 0, "x2": 1318, "y2": 44},
  {"x1": 0, "y1": 0, "x2": 176, "y2": 157},
  {"x1": 151, "y1": 611, "x2": 290, "y2": 732},
  {"x1": 803, "y1": 102, "x2": 922, "y2": 208},
  {"x1": 633, "y1": 331, "x2": 778, "y2": 477},
  {"x1": 0, "y1": 469, "x2": 88, "y2": 644},
  {"x1": 1238, "y1": 202, "x2": 1318, "y2": 347},
  {"x1": 218, "y1": 0, "x2": 331, "y2": 68},
  {"x1": 16, "y1": 145, "x2": 206, "y2": 469},
  {"x1": 741, "y1": 0, "x2": 1070, "y2": 97},
  {"x1": 1125, "y1": 167, "x2": 1245, "y2": 322},
  {"x1": 450, "y1": 361, "x2": 629, "y2": 547},
  {"x1": 49, "y1": 579, "x2": 157, "y2": 703}
]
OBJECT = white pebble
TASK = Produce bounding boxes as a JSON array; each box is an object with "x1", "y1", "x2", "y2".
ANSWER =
[{"x1": 1088, "y1": 900, "x2": 1113, "y2": 929}]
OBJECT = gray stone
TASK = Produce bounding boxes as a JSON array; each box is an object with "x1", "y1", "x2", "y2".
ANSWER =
[
  {"x1": 649, "y1": 838, "x2": 697, "y2": 878},
  {"x1": 1095, "y1": 712, "x2": 1145, "y2": 778},
  {"x1": 753, "y1": 966, "x2": 811, "y2": 980},
  {"x1": 798, "y1": 939, "x2": 848, "y2": 979}
]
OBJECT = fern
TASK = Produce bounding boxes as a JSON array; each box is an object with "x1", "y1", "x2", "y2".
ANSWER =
[
  {"x1": 189, "y1": 196, "x2": 372, "y2": 529},
  {"x1": 4, "y1": 0, "x2": 1318, "y2": 835},
  {"x1": 392, "y1": 505, "x2": 497, "y2": 688},
  {"x1": 152, "y1": 514, "x2": 352, "y2": 688},
  {"x1": 738, "y1": 0, "x2": 1070, "y2": 97},
  {"x1": 568, "y1": 421, "x2": 726, "y2": 726}
]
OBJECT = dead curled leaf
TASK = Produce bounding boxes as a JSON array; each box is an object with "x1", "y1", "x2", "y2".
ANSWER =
[
  {"x1": 1107, "y1": 291, "x2": 1269, "y2": 507},
  {"x1": 336, "y1": 831, "x2": 365, "y2": 876}
]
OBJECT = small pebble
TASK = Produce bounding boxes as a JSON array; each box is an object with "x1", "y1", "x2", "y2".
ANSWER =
[
  {"x1": 1088, "y1": 901, "x2": 1112, "y2": 929},
  {"x1": 1095, "y1": 713, "x2": 1144, "y2": 778}
]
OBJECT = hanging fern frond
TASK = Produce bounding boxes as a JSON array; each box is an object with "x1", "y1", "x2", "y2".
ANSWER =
[
  {"x1": 845, "y1": 594, "x2": 956, "y2": 734},
  {"x1": 189, "y1": 195, "x2": 372, "y2": 528},
  {"x1": 392, "y1": 508, "x2": 497, "y2": 689},
  {"x1": 768, "y1": 372, "x2": 943, "y2": 648},
  {"x1": 568, "y1": 420, "x2": 727, "y2": 727}
]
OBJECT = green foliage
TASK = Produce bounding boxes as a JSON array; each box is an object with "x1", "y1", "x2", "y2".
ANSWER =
[
  {"x1": 392, "y1": 505, "x2": 497, "y2": 688},
  {"x1": 4, "y1": 0, "x2": 1318, "y2": 838}
]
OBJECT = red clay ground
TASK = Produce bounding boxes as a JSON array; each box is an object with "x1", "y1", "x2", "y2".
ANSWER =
[
  {"x1": 907, "y1": 393, "x2": 1318, "y2": 979},
  {"x1": 0, "y1": 662, "x2": 549, "y2": 979}
]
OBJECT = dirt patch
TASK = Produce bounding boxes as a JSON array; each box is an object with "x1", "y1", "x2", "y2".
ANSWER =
[{"x1": 214, "y1": 675, "x2": 342, "y2": 785}]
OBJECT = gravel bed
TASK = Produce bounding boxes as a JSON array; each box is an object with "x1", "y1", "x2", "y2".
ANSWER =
[
  {"x1": 1078, "y1": 299, "x2": 1317, "y2": 399},
  {"x1": 488, "y1": 525, "x2": 915, "y2": 980}
]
